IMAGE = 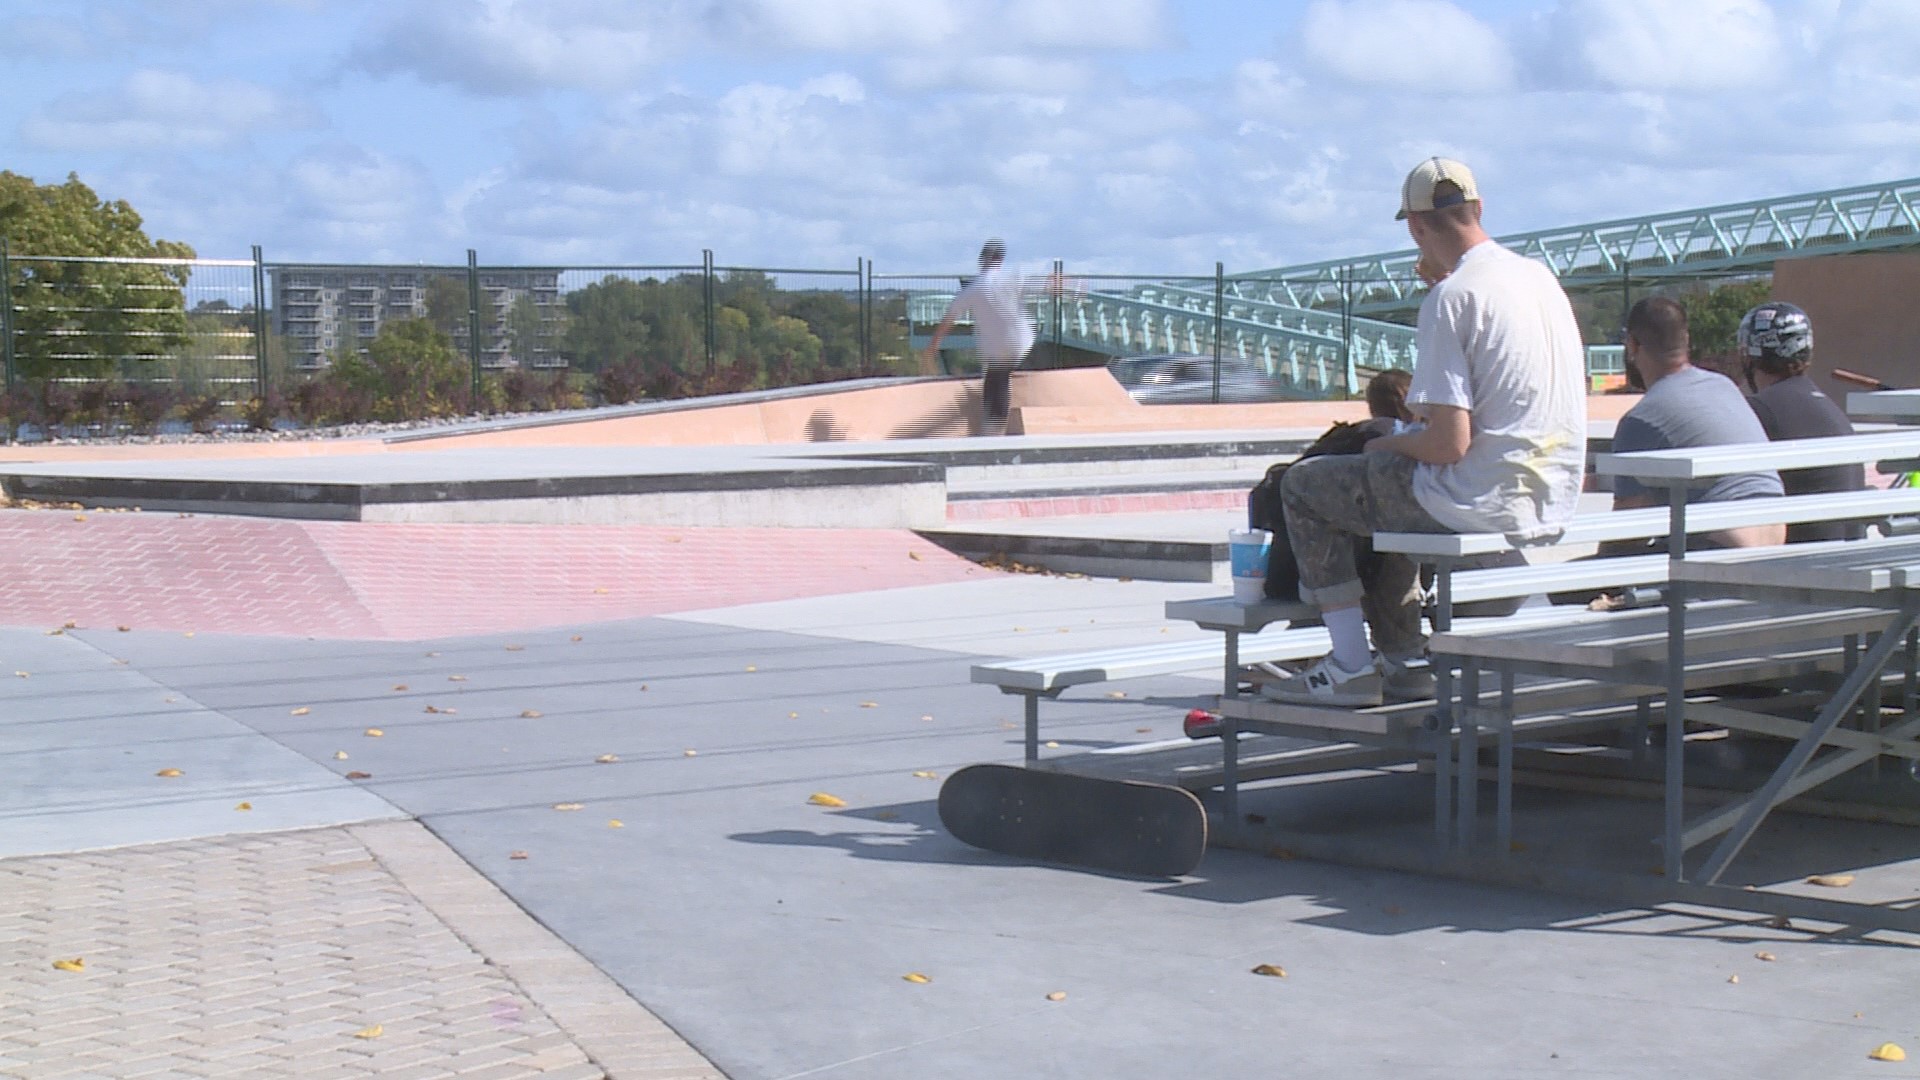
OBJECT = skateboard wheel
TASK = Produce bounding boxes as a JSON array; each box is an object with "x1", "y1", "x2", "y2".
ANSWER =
[{"x1": 1183, "y1": 709, "x2": 1221, "y2": 740}]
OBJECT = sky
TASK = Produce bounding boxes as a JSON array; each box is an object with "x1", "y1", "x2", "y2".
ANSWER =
[{"x1": 4, "y1": 0, "x2": 1920, "y2": 274}]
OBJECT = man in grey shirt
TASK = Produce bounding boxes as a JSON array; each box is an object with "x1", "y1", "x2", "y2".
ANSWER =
[{"x1": 1605, "y1": 296, "x2": 1783, "y2": 550}]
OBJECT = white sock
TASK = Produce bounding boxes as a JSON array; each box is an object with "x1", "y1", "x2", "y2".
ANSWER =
[{"x1": 1321, "y1": 606, "x2": 1371, "y2": 674}]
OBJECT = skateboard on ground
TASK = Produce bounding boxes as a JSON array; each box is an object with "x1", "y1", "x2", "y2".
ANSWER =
[{"x1": 938, "y1": 763, "x2": 1207, "y2": 877}]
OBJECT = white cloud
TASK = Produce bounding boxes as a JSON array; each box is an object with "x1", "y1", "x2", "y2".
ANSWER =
[
  {"x1": 282, "y1": 144, "x2": 454, "y2": 257},
  {"x1": 350, "y1": 0, "x2": 688, "y2": 94},
  {"x1": 1544, "y1": 0, "x2": 1782, "y2": 92},
  {"x1": 1301, "y1": 0, "x2": 1515, "y2": 93},
  {"x1": 883, "y1": 54, "x2": 1097, "y2": 95},
  {"x1": 20, "y1": 70, "x2": 313, "y2": 152},
  {"x1": 725, "y1": 0, "x2": 967, "y2": 51},
  {"x1": 1005, "y1": 0, "x2": 1173, "y2": 49}
]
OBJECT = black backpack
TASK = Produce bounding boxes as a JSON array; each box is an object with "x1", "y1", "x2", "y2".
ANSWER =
[{"x1": 1248, "y1": 420, "x2": 1390, "y2": 601}]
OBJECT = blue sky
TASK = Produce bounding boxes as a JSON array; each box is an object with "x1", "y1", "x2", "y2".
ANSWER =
[{"x1": 4, "y1": 0, "x2": 1918, "y2": 272}]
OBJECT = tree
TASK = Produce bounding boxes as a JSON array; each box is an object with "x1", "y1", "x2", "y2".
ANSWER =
[
  {"x1": 0, "y1": 172, "x2": 195, "y2": 380},
  {"x1": 505, "y1": 292, "x2": 553, "y2": 366},
  {"x1": 1681, "y1": 278, "x2": 1771, "y2": 361}
]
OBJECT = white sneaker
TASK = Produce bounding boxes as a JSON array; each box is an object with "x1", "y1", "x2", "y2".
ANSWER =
[{"x1": 1258, "y1": 654, "x2": 1382, "y2": 707}]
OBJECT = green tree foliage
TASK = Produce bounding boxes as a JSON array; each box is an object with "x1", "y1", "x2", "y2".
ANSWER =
[
  {"x1": 0, "y1": 172, "x2": 196, "y2": 380},
  {"x1": 293, "y1": 317, "x2": 468, "y2": 423},
  {"x1": 1681, "y1": 278, "x2": 1771, "y2": 362},
  {"x1": 560, "y1": 270, "x2": 907, "y2": 400}
]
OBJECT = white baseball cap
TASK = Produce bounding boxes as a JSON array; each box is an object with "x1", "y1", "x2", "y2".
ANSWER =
[{"x1": 1396, "y1": 157, "x2": 1480, "y2": 220}]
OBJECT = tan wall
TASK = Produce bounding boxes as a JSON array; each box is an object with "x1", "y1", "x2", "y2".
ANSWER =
[{"x1": 1772, "y1": 252, "x2": 1920, "y2": 399}]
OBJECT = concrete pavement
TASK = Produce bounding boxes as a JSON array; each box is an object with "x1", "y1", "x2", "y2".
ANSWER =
[{"x1": 5, "y1": 480, "x2": 1920, "y2": 1078}]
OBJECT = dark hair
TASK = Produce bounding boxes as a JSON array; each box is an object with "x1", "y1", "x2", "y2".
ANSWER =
[
  {"x1": 1626, "y1": 296, "x2": 1689, "y2": 355},
  {"x1": 1366, "y1": 368, "x2": 1413, "y2": 420},
  {"x1": 1410, "y1": 181, "x2": 1479, "y2": 229},
  {"x1": 979, "y1": 238, "x2": 1006, "y2": 267}
]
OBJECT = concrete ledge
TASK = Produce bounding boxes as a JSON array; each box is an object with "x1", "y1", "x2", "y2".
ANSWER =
[{"x1": 917, "y1": 528, "x2": 1226, "y2": 583}]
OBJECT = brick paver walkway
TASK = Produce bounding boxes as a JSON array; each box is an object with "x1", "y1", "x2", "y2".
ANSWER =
[
  {"x1": 0, "y1": 822, "x2": 721, "y2": 1080},
  {"x1": 0, "y1": 510, "x2": 985, "y2": 639}
]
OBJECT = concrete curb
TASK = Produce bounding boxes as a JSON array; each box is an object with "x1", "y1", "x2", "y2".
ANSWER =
[{"x1": 353, "y1": 820, "x2": 725, "y2": 1080}]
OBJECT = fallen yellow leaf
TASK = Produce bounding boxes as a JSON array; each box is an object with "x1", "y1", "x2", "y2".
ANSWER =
[
  {"x1": 72, "y1": 514, "x2": 86, "y2": 522},
  {"x1": 1250, "y1": 964, "x2": 1287, "y2": 978},
  {"x1": 553, "y1": 803, "x2": 584, "y2": 811},
  {"x1": 504, "y1": 644, "x2": 524, "y2": 651},
  {"x1": 909, "y1": 551, "x2": 923, "y2": 561},
  {"x1": 509, "y1": 850, "x2": 528, "y2": 860},
  {"x1": 912, "y1": 770, "x2": 938, "y2": 779},
  {"x1": 448, "y1": 674, "x2": 467, "y2": 682},
  {"x1": 1871, "y1": 1043, "x2": 1906, "y2": 1062},
  {"x1": 1106, "y1": 691, "x2": 1127, "y2": 699},
  {"x1": 365, "y1": 728, "x2": 384, "y2": 737},
  {"x1": 345, "y1": 771, "x2": 371, "y2": 780},
  {"x1": 593, "y1": 587, "x2": 609, "y2": 594},
  {"x1": 353, "y1": 1025, "x2": 383, "y2": 1040},
  {"x1": 1727, "y1": 974, "x2": 1739, "y2": 984},
  {"x1": 520, "y1": 709, "x2": 543, "y2": 718},
  {"x1": 155, "y1": 768, "x2": 182, "y2": 778},
  {"x1": 52, "y1": 958, "x2": 85, "y2": 972},
  {"x1": 1046, "y1": 991, "x2": 1066, "y2": 1002},
  {"x1": 920, "y1": 714, "x2": 934, "y2": 722},
  {"x1": 1755, "y1": 951, "x2": 1777, "y2": 962},
  {"x1": 746, "y1": 665, "x2": 757, "y2": 672},
  {"x1": 860, "y1": 701, "x2": 879, "y2": 708},
  {"x1": 607, "y1": 819, "x2": 624, "y2": 828},
  {"x1": 235, "y1": 802, "x2": 252, "y2": 811},
  {"x1": 807, "y1": 792, "x2": 847, "y2": 808},
  {"x1": 392, "y1": 684, "x2": 408, "y2": 692},
  {"x1": 595, "y1": 754, "x2": 619, "y2": 764},
  {"x1": 570, "y1": 635, "x2": 583, "y2": 642},
  {"x1": 902, "y1": 972, "x2": 930, "y2": 984},
  {"x1": 1045, "y1": 741, "x2": 1060, "y2": 748},
  {"x1": 1136, "y1": 727, "x2": 1152, "y2": 733},
  {"x1": 12, "y1": 671, "x2": 26, "y2": 678},
  {"x1": 788, "y1": 711, "x2": 799, "y2": 718},
  {"x1": 290, "y1": 707, "x2": 310, "y2": 716},
  {"x1": 117, "y1": 625, "x2": 130, "y2": 632},
  {"x1": 182, "y1": 632, "x2": 193, "y2": 638},
  {"x1": 1808, "y1": 873, "x2": 1856, "y2": 888},
  {"x1": 334, "y1": 751, "x2": 348, "y2": 760},
  {"x1": 683, "y1": 749, "x2": 697, "y2": 757}
]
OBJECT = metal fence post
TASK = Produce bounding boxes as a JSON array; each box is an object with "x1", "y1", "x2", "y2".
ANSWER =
[
  {"x1": 250, "y1": 245, "x2": 269, "y2": 411},
  {"x1": 702, "y1": 249, "x2": 716, "y2": 376},
  {"x1": 856, "y1": 257, "x2": 868, "y2": 374},
  {"x1": 1051, "y1": 258, "x2": 1064, "y2": 367},
  {"x1": 1212, "y1": 262, "x2": 1225, "y2": 404},
  {"x1": 1340, "y1": 266, "x2": 1355, "y2": 398},
  {"x1": 0, "y1": 236, "x2": 14, "y2": 443},
  {"x1": 466, "y1": 249, "x2": 483, "y2": 403}
]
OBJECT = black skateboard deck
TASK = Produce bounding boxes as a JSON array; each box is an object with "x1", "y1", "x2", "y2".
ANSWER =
[{"x1": 938, "y1": 764, "x2": 1207, "y2": 877}]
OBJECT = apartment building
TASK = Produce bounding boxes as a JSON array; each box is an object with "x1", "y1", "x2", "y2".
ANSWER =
[{"x1": 271, "y1": 266, "x2": 564, "y2": 370}]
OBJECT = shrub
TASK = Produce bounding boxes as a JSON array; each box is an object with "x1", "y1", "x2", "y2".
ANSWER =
[{"x1": 594, "y1": 356, "x2": 647, "y2": 405}]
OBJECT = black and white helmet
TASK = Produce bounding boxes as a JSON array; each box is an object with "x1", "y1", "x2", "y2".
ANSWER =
[{"x1": 1737, "y1": 301, "x2": 1813, "y2": 364}]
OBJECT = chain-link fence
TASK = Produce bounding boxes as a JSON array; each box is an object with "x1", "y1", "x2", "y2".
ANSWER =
[{"x1": 0, "y1": 242, "x2": 1777, "y2": 441}]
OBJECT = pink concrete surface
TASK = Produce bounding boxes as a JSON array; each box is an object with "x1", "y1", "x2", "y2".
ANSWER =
[{"x1": 0, "y1": 510, "x2": 987, "y2": 640}]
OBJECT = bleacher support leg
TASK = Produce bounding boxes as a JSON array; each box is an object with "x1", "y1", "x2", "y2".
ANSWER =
[{"x1": 1024, "y1": 694, "x2": 1040, "y2": 764}]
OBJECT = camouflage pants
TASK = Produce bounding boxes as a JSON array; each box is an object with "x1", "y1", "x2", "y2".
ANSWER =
[{"x1": 1279, "y1": 451, "x2": 1450, "y2": 658}]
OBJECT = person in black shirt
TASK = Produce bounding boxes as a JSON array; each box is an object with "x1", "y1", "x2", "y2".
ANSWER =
[{"x1": 1737, "y1": 301, "x2": 1866, "y2": 542}]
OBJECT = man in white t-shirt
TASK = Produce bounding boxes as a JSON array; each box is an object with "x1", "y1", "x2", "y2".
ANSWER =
[
  {"x1": 1264, "y1": 157, "x2": 1588, "y2": 706},
  {"x1": 923, "y1": 238, "x2": 1038, "y2": 436}
]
